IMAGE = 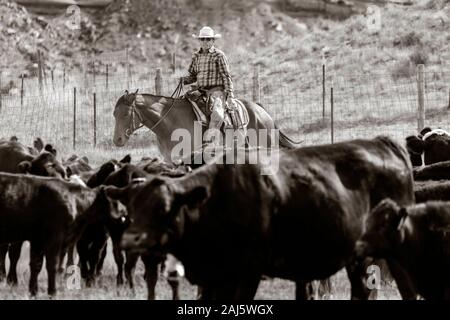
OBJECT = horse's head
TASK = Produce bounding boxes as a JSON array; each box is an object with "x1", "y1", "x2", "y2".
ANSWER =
[{"x1": 113, "y1": 89, "x2": 141, "y2": 147}]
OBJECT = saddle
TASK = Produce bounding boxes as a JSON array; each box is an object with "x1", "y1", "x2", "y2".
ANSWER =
[{"x1": 185, "y1": 89, "x2": 249, "y2": 130}]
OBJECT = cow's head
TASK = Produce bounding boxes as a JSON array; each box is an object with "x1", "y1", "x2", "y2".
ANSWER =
[
  {"x1": 64, "y1": 154, "x2": 92, "y2": 177},
  {"x1": 106, "y1": 177, "x2": 208, "y2": 254},
  {"x1": 18, "y1": 145, "x2": 66, "y2": 178},
  {"x1": 86, "y1": 154, "x2": 132, "y2": 189},
  {"x1": 355, "y1": 198, "x2": 408, "y2": 260}
]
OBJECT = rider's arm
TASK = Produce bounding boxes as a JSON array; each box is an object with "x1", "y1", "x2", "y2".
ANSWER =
[
  {"x1": 217, "y1": 53, "x2": 234, "y2": 98},
  {"x1": 183, "y1": 54, "x2": 198, "y2": 85}
]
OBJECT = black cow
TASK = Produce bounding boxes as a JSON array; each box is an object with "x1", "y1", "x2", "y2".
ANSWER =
[
  {"x1": 108, "y1": 136, "x2": 415, "y2": 300},
  {"x1": 355, "y1": 198, "x2": 450, "y2": 300},
  {"x1": 101, "y1": 163, "x2": 186, "y2": 300},
  {"x1": 406, "y1": 128, "x2": 450, "y2": 166},
  {"x1": 0, "y1": 173, "x2": 122, "y2": 296},
  {"x1": 75, "y1": 155, "x2": 131, "y2": 285},
  {"x1": 0, "y1": 140, "x2": 65, "y2": 285}
]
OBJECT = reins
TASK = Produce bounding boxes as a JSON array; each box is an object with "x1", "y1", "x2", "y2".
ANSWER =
[{"x1": 125, "y1": 80, "x2": 184, "y2": 137}]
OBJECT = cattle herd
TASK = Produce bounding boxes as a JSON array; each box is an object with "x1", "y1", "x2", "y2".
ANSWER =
[{"x1": 1, "y1": 127, "x2": 450, "y2": 300}]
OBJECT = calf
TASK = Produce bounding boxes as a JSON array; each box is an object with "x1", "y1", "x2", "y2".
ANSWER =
[
  {"x1": 355, "y1": 199, "x2": 450, "y2": 300},
  {"x1": 0, "y1": 173, "x2": 122, "y2": 297},
  {"x1": 104, "y1": 163, "x2": 186, "y2": 299},
  {"x1": 75, "y1": 156, "x2": 131, "y2": 285}
]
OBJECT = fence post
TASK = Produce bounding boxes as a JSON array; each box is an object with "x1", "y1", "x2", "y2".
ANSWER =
[
  {"x1": 92, "y1": 61, "x2": 96, "y2": 87},
  {"x1": 252, "y1": 65, "x2": 260, "y2": 104},
  {"x1": 84, "y1": 52, "x2": 88, "y2": 89},
  {"x1": 106, "y1": 64, "x2": 109, "y2": 90},
  {"x1": 126, "y1": 47, "x2": 130, "y2": 88},
  {"x1": 330, "y1": 81, "x2": 334, "y2": 144},
  {"x1": 155, "y1": 68, "x2": 162, "y2": 95},
  {"x1": 38, "y1": 50, "x2": 43, "y2": 94},
  {"x1": 322, "y1": 64, "x2": 326, "y2": 118},
  {"x1": 447, "y1": 87, "x2": 450, "y2": 109},
  {"x1": 0, "y1": 72, "x2": 2, "y2": 112},
  {"x1": 51, "y1": 69, "x2": 54, "y2": 91},
  {"x1": 417, "y1": 64, "x2": 425, "y2": 132},
  {"x1": 93, "y1": 92, "x2": 97, "y2": 147},
  {"x1": 172, "y1": 52, "x2": 176, "y2": 74},
  {"x1": 63, "y1": 65, "x2": 66, "y2": 90},
  {"x1": 20, "y1": 73, "x2": 24, "y2": 108},
  {"x1": 73, "y1": 87, "x2": 77, "y2": 149}
]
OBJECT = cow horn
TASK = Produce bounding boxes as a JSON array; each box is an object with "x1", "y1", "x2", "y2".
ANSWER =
[
  {"x1": 134, "y1": 89, "x2": 139, "y2": 94},
  {"x1": 124, "y1": 90, "x2": 129, "y2": 96}
]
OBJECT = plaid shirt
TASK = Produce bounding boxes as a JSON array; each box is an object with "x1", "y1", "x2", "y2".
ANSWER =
[{"x1": 184, "y1": 46, "x2": 234, "y2": 97}]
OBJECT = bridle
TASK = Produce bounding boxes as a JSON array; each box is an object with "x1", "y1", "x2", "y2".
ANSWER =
[{"x1": 123, "y1": 80, "x2": 184, "y2": 138}]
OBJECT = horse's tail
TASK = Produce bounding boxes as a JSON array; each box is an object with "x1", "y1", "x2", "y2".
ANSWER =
[{"x1": 255, "y1": 103, "x2": 303, "y2": 149}]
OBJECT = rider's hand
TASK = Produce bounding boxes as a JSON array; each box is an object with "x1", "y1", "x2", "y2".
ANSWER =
[{"x1": 226, "y1": 96, "x2": 235, "y2": 110}]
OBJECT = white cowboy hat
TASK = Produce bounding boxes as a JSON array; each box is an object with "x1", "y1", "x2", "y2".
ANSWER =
[{"x1": 192, "y1": 26, "x2": 222, "y2": 39}]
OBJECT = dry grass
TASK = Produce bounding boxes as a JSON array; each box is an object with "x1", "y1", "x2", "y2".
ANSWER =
[{"x1": 0, "y1": 241, "x2": 401, "y2": 300}]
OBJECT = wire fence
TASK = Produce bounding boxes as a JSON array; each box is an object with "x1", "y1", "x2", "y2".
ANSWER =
[{"x1": 0, "y1": 59, "x2": 449, "y2": 159}]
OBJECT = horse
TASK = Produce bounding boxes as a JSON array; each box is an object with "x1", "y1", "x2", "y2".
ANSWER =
[{"x1": 112, "y1": 90, "x2": 301, "y2": 163}]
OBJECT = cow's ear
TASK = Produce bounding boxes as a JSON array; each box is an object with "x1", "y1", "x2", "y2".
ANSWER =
[
  {"x1": 180, "y1": 186, "x2": 209, "y2": 210},
  {"x1": 120, "y1": 154, "x2": 131, "y2": 164},
  {"x1": 104, "y1": 186, "x2": 129, "y2": 206},
  {"x1": 81, "y1": 156, "x2": 89, "y2": 164},
  {"x1": 33, "y1": 138, "x2": 44, "y2": 152},
  {"x1": 420, "y1": 127, "x2": 432, "y2": 136},
  {"x1": 397, "y1": 208, "x2": 409, "y2": 231},
  {"x1": 18, "y1": 161, "x2": 31, "y2": 173}
]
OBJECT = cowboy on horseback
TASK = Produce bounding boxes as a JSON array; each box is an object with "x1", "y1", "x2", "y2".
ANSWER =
[{"x1": 181, "y1": 26, "x2": 237, "y2": 144}]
